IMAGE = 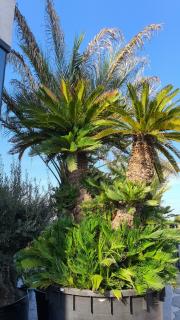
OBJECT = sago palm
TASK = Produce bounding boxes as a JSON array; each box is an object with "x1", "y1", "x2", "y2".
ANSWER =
[
  {"x1": 4, "y1": 79, "x2": 120, "y2": 186},
  {"x1": 2, "y1": 1, "x2": 161, "y2": 181},
  {"x1": 114, "y1": 82, "x2": 180, "y2": 183}
]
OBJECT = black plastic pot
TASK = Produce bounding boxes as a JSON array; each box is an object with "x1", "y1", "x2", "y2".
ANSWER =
[
  {"x1": 35, "y1": 289, "x2": 49, "y2": 320},
  {"x1": 0, "y1": 292, "x2": 29, "y2": 320},
  {"x1": 47, "y1": 287, "x2": 164, "y2": 320}
]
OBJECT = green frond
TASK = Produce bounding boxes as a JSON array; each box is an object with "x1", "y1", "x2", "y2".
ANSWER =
[
  {"x1": 93, "y1": 128, "x2": 123, "y2": 140},
  {"x1": 152, "y1": 149, "x2": 164, "y2": 182},
  {"x1": 156, "y1": 86, "x2": 180, "y2": 111},
  {"x1": 84, "y1": 85, "x2": 104, "y2": 109},
  {"x1": 164, "y1": 142, "x2": 180, "y2": 159},
  {"x1": 40, "y1": 85, "x2": 59, "y2": 104},
  {"x1": 128, "y1": 83, "x2": 144, "y2": 121},
  {"x1": 16, "y1": 216, "x2": 180, "y2": 292},
  {"x1": 155, "y1": 142, "x2": 179, "y2": 173},
  {"x1": 67, "y1": 34, "x2": 85, "y2": 81},
  {"x1": 163, "y1": 132, "x2": 180, "y2": 142},
  {"x1": 141, "y1": 81, "x2": 150, "y2": 111},
  {"x1": 117, "y1": 108, "x2": 140, "y2": 130},
  {"x1": 60, "y1": 79, "x2": 72, "y2": 103},
  {"x1": 75, "y1": 80, "x2": 86, "y2": 101}
]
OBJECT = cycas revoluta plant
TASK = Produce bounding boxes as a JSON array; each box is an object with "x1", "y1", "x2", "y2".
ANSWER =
[
  {"x1": 82, "y1": 169, "x2": 170, "y2": 228},
  {"x1": 113, "y1": 82, "x2": 180, "y2": 183},
  {"x1": 16, "y1": 216, "x2": 180, "y2": 298},
  {"x1": 1, "y1": 1, "x2": 161, "y2": 216},
  {"x1": 0, "y1": 160, "x2": 54, "y2": 307},
  {"x1": 5, "y1": 2, "x2": 179, "y2": 304}
]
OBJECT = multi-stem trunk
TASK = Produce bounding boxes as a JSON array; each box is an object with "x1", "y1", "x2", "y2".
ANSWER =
[{"x1": 68, "y1": 152, "x2": 91, "y2": 221}]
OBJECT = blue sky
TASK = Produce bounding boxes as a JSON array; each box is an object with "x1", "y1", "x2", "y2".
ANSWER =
[{"x1": 1, "y1": 0, "x2": 180, "y2": 214}]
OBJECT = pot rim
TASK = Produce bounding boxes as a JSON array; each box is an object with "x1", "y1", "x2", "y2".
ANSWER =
[{"x1": 50, "y1": 286, "x2": 154, "y2": 298}]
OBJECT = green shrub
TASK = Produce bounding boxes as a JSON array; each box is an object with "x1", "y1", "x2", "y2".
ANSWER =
[
  {"x1": 0, "y1": 161, "x2": 55, "y2": 306},
  {"x1": 53, "y1": 183, "x2": 79, "y2": 216},
  {"x1": 0, "y1": 161, "x2": 54, "y2": 256},
  {"x1": 82, "y1": 174, "x2": 169, "y2": 225},
  {"x1": 16, "y1": 216, "x2": 180, "y2": 298}
]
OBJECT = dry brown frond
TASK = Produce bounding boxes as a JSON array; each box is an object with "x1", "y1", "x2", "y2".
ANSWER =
[
  {"x1": 161, "y1": 159, "x2": 179, "y2": 177},
  {"x1": 84, "y1": 28, "x2": 124, "y2": 61},
  {"x1": 133, "y1": 76, "x2": 161, "y2": 94},
  {"x1": 45, "y1": 0, "x2": 65, "y2": 61},
  {"x1": 8, "y1": 50, "x2": 37, "y2": 89},
  {"x1": 14, "y1": 6, "x2": 48, "y2": 83},
  {"x1": 2, "y1": 90, "x2": 18, "y2": 117},
  {"x1": 107, "y1": 24, "x2": 162, "y2": 81}
]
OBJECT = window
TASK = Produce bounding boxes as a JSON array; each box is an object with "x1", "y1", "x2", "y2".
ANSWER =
[{"x1": 0, "y1": 47, "x2": 7, "y2": 103}]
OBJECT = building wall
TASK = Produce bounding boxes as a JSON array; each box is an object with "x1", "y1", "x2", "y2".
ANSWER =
[{"x1": 0, "y1": 0, "x2": 16, "y2": 47}]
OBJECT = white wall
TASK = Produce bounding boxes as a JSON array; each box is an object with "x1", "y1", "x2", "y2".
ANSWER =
[{"x1": 0, "y1": 0, "x2": 16, "y2": 47}]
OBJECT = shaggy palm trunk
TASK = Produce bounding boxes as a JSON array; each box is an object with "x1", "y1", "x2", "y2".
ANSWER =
[
  {"x1": 68, "y1": 153, "x2": 91, "y2": 221},
  {"x1": 112, "y1": 208, "x2": 134, "y2": 229},
  {"x1": 126, "y1": 135, "x2": 154, "y2": 183},
  {"x1": 112, "y1": 136, "x2": 154, "y2": 229}
]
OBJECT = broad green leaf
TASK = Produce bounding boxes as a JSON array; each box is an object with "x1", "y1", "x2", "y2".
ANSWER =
[
  {"x1": 41, "y1": 86, "x2": 59, "y2": 104},
  {"x1": 61, "y1": 80, "x2": 72, "y2": 103},
  {"x1": 91, "y1": 274, "x2": 103, "y2": 291},
  {"x1": 101, "y1": 258, "x2": 116, "y2": 267},
  {"x1": 146, "y1": 200, "x2": 159, "y2": 206},
  {"x1": 21, "y1": 258, "x2": 42, "y2": 270},
  {"x1": 112, "y1": 289, "x2": 122, "y2": 300}
]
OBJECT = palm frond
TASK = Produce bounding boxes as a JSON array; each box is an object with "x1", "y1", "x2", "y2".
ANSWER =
[
  {"x1": 8, "y1": 50, "x2": 37, "y2": 89},
  {"x1": 2, "y1": 90, "x2": 19, "y2": 116},
  {"x1": 133, "y1": 76, "x2": 160, "y2": 95},
  {"x1": 107, "y1": 24, "x2": 161, "y2": 81},
  {"x1": 15, "y1": 6, "x2": 54, "y2": 86},
  {"x1": 155, "y1": 142, "x2": 179, "y2": 173},
  {"x1": 45, "y1": 0, "x2": 65, "y2": 65},
  {"x1": 152, "y1": 149, "x2": 164, "y2": 182},
  {"x1": 66, "y1": 34, "x2": 85, "y2": 82},
  {"x1": 163, "y1": 132, "x2": 180, "y2": 142},
  {"x1": 164, "y1": 142, "x2": 180, "y2": 159},
  {"x1": 84, "y1": 28, "x2": 123, "y2": 61}
]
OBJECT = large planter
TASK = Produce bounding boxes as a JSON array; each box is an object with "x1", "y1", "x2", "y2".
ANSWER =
[
  {"x1": 0, "y1": 291, "x2": 29, "y2": 320},
  {"x1": 47, "y1": 287, "x2": 165, "y2": 320},
  {"x1": 35, "y1": 289, "x2": 49, "y2": 320}
]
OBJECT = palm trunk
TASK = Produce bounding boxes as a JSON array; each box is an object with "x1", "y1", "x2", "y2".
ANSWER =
[
  {"x1": 112, "y1": 135, "x2": 154, "y2": 228},
  {"x1": 112, "y1": 208, "x2": 134, "y2": 229},
  {"x1": 68, "y1": 153, "x2": 91, "y2": 221},
  {"x1": 126, "y1": 135, "x2": 154, "y2": 183}
]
